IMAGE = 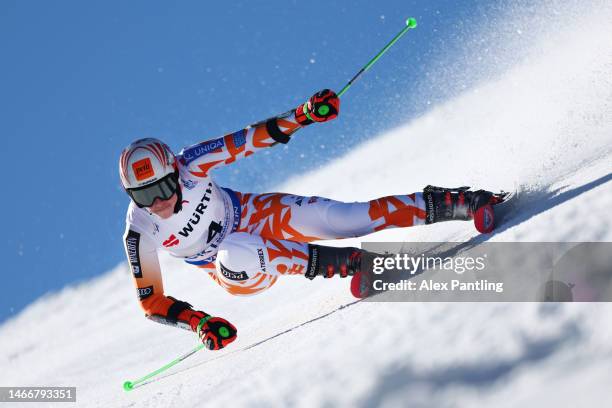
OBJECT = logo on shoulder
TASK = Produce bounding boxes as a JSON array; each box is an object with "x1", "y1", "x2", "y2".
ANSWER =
[
  {"x1": 182, "y1": 138, "x2": 225, "y2": 165},
  {"x1": 181, "y1": 178, "x2": 198, "y2": 190}
]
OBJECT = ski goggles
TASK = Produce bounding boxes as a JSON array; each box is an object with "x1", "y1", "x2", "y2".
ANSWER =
[{"x1": 127, "y1": 173, "x2": 179, "y2": 208}]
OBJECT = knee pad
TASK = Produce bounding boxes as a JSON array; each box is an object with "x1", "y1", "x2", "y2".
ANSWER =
[{"x1": 213, "y1": 233, "x2": 277, "y2": 296}]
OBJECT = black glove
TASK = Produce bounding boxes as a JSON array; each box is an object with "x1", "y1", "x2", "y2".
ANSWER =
[{"x1": 295, "y1": 89, "x2": 340, "y2": 125}]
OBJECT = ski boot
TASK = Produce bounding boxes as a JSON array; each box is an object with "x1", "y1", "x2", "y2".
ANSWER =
[
  {"x1": 305, "y1": 244, "x2": 376, "y2": 298},
  {"x1": 423, "y1": 185, "x2": 509, "y2": 233}
]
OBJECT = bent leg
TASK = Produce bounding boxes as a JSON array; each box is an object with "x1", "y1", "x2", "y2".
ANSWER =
[
  {"x1": 210, "y1": 232, "x2": 310, "y2": 296},
  {"x1": 233, "y1": 192, "x2": 426, "y2": 242},
  {"x1": 207, "y1": 232, "x2": 376, "y2": 296}
]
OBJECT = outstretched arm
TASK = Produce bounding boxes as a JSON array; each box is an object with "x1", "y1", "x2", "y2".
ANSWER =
[{"x1": 178, "y1": 89, "x2": 340, "y2": 178}]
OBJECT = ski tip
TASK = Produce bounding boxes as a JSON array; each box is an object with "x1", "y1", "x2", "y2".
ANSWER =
[
  {"x1": 474, "y1": 204, "x2": 495, "y2": 234},
  {"x1": 123, "y1": 381, "x2": 134, "y2": 392}
]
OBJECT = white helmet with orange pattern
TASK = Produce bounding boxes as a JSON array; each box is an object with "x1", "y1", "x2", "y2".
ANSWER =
[{"x1": 119, "y1": 138, "x2": 179, "y2": 208}]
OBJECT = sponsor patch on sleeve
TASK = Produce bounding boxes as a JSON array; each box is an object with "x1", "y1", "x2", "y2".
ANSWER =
[
  {"x1": 137, "y1": 285, "x2": 154, "y2": 300},
  {"x1": 232, "y1": 129, "x2": 247, "y2": 148},
  {"x1": 181, "y1": 138, "x2": 226, "y2": 165},
  {"x1": 125, "y1": 230, "x2": 142, "y2": 278}
]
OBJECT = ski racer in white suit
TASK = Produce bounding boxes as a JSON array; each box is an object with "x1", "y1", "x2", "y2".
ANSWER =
[{"x1": 119, "y1": 89, "x2": 504, "y2": 350}]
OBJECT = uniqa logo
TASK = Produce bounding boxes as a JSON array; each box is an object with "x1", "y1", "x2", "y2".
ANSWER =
[{"x1": 183, "y1": 139, "x2": 225, "y2": 162}]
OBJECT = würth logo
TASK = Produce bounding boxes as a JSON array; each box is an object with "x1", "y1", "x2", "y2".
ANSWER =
[
  {"x1": 178, "y1": 183, "x2": 213, "y2": 238},
  {"x1": 133, "y1": 158, "x2": 154, "y2": 180},
  {"x1": 163, "y1": 234, "x2": 179, "y2": 247}
]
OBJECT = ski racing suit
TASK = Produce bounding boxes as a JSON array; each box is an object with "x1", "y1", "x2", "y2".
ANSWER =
[{"x1": 123, "y1": 109, "x2": 427, "y2": 330}]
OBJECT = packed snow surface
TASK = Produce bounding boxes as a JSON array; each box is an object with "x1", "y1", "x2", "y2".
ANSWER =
[{"x1": 1, "y1": 1, "x2": 611, "y2": 407}]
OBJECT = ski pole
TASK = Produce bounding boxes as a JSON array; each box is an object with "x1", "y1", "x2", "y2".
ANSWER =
[
  {"x1": 337, "y1": 17, "x2": 417, "y2": 98},
  {"x1": 123, "y1": 343, "x2": 206, "y2": 391}
]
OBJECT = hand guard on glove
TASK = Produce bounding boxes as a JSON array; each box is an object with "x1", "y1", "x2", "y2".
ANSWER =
[
  {"x1": 295, "y1": 89, "x2": 340, "y2": 126},
  {"x1": 189, "y1": 312, "x2": 237, "y2": 350}
]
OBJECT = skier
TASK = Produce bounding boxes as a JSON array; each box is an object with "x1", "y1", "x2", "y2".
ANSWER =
[{"x1": 120, "y1": 89, "x2": 506, "y2": 350}]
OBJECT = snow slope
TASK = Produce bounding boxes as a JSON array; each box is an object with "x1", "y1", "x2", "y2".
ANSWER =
[{"x1": 1, "y1": 1, "x2": 611, "y2": 407}]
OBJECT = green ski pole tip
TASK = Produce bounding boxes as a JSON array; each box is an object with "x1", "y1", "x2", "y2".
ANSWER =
[
  {"x1": 406, "y1": 18, "x2": 417, "y2": 28},
  {"x1": 123, "y1": 381, "x2": 134, "y2": 392}
]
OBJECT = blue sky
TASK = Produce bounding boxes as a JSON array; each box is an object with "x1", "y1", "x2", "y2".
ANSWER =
[{"x1": 0, "y1": 0, "x2": 506, "y2": 322}]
